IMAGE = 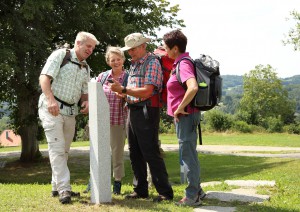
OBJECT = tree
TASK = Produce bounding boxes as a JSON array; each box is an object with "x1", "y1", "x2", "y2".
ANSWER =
[
  {"x1": 238, "y1": 65, "x2": 296, "y2": 126},
  {"x1": 0, "y1": 0, "x2": 184, "y2": 162},
  {"x1": 283, "y1": 10, "x2": 300, "y2": 50},
  {"x1": 0, "y1": 116, "x2": 10, "y2": 134}
]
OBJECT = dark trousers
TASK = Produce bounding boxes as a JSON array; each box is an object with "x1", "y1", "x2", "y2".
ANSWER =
[{"x1": 127, "y1": 106, "x2": 173, "y2": 198}]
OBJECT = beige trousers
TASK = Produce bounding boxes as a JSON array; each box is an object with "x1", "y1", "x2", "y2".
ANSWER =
[
  {"x1": 110, "y1": 125, "x2": 126, "y2": 181},
  {"x1": 38, "y1": 106, "x2": 76, "y2": 193}
]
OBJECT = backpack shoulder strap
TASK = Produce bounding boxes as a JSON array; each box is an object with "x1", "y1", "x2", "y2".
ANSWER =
[
  {"x1": 122, "y1": 71, "x2": 129, "y2": 87},
  {"x1": 60, "y1": 49, "x2": 71, "y2": 68},
  {"x1": 174, "y1": 57, "x2": 195, "y2": 86},
  {"x1": 60, "y1": 48, "x2": 88, "y2": 72},
  {"x1": 140, "y1": 54, "x2": 158, "y2": 76},
  {"x1": 99, "y1": 70, "x2": 110, "y2": 86}
]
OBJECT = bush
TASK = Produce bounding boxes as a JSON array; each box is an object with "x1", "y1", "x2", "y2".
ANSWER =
[
  {"x1": 249, "y1": 125, "x2": 266, "y2": 133},
  {"x1": 266, "y1": 117, "x2": 283, "y2": 133},
  {"x1": 159, "y1": 108, "x2": 173, "y2": 133},
  {"x1": 283, "y1": 124, "x2": 300, "y2": 134},
  {"x1": 159, "y1": 120, "x2": 170, "y2": 133},
  {"x1": 37, "y1": 123, "x2": 45, "y2": 143},
  {"x1": 75, "y1": 128, "x2": 85, "y2": 141},
  {"x1": 204, "y1": 110, "x2": 233, "y2": 132},
  {"x1": 232, "y1": 121, "x2": 252, "y2": 133}
]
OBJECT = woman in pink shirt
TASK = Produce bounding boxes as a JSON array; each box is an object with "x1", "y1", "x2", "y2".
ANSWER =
[{"x1": 163, "y1": 29, "x2": 206, "y2": 206}]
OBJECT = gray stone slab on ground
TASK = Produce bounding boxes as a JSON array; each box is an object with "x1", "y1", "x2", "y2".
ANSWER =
[
  {"x1": 206, "y1": 188, "x2": 269, "y2": 203},
  {"x1": 194, "y1": 206, "x2": 236, "y2": 212},
  {"x1": 201, "y1": 180, "x2": 275, "y2": 188},
  {"x1": 89, "y1": 82, "x2": 111, "y2": 204},
  {"x1": 225, "y1": 180, "x2": 275, "y2": 187},
  {"x1": 202, "y1": 181, "x2": 223, "y2": 187}
]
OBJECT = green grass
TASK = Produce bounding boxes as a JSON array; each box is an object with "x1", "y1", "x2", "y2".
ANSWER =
[
  {"x1": 0, "y1": 151, "x2": 300, "y2": 211},
  {"x1": 159, "y1": 133, "x2": 300, "y2": 147},
  {"x1": 198, "y1": 133, "x2": 300, "y2": 147},
  {"x1": 238, "y1": 150, "x2": 300, "y2": 154}
]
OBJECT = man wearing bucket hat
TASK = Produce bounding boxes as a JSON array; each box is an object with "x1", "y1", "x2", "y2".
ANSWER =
[{"x1": 110, "y1": 32, "x2": 173, "y2": 202}]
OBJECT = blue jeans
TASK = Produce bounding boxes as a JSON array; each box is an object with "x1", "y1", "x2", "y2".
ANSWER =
[{"x1": 175, "y1": 112, "x2": 201, "y2": 199}]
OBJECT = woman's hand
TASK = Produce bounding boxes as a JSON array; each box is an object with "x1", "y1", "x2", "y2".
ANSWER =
[{"x1": 173, "y1": 107, "x2": 189, "y2": 122}]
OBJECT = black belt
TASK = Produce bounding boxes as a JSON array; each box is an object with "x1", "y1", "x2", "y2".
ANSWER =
[
  {"x1": 127, "y1": 99, "x2": 150, "y2": 107},
  {"x1": 128, "y1": 104, "x2": 149, "y2": 120},
  {"x1": 127, "y1": 105, "x2": 144, "y2": 109},
  {"x1": 54, "y1": 96, "x2": 75, "y2": 108}
]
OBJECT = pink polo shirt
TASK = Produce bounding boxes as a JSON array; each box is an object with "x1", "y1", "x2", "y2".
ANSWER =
[{"x1": 166, "y1": 52, "x2": 199, "y2": 117}]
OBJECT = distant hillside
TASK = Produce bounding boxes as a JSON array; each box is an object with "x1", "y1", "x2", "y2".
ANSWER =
[
  {"x1": 222, "y1": 74, "x2": 300, "y2": 91},
  {"x1": 221, "y1": 74, "x2": 300, "y2": 113},
  {"x1": 281, "y1": 75, "x2": 300, "y2": 85},
  {"x1": 222, "y1": 75, "x2": 243, "y2": 90}
]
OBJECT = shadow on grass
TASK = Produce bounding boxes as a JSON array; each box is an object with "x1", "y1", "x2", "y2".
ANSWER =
[{"x1": 0, "y1": 155, "x2": 90, "y2": 185}]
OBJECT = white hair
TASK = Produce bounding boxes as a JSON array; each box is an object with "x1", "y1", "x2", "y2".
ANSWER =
[
  {"x1": 105, "y1": 46, "x2": 125, "y2": 64},
  {"x1": 75, "y1": 31, "x2": 99, "y2": 45}
]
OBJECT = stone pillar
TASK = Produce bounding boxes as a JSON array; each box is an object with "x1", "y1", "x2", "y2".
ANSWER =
[{"x1": 88, "y1": 82, "x2": 111, "y2": 203}]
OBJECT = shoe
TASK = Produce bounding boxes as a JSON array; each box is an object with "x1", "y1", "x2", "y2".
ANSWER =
[
  {"x1": 52, "y1": 191, "x2": 80, "y2": 197},
  {"x1": 113, "y1": 181, "x2": 122, "y2": 195},
  {"x1": 70, "y1": 191, "x2": 80, "y2": 197},
  {"x1": 153, "y1": 195, "x2": 173, "y2": 202},
  {"x1": 176, "y1": 196, "x2": 201, "y2": 206},
  {"x1": 125, "y1": 192, "x2": 148, "y2": 199},
  {"x1": 59, "y1": 191, "x2": 71, "y2": 204},
  {"x1": 51, "y1": 191, "x2": 59, "y2": 197},
  {"x1": 198, "y1": 188, "x2": 206, "y2": 200}
]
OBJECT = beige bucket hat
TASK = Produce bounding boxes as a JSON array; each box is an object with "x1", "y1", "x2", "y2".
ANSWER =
[{"x1": 121, "y1": 33, "x2": 151, "y2": 51}]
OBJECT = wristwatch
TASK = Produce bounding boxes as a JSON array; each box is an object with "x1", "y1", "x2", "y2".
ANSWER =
[{"x1": 121, "y1": 86, "x2": 127, "y2": 94}]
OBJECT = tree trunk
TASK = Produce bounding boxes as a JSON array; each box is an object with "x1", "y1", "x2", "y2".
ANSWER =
[
  {"x1": 18, "y1": 88, "x2": 42, "y2": 162},
  {"x1": 20, "y1": 123, "x2": 41, "y2": 162}
]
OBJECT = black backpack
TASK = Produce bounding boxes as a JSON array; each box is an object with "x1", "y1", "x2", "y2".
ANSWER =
[
  {"x1": 175, "y1": 55, "x2": 222, "y2": 144},
  {"x1": 60, "y1": 49, "x2": 88, "y2": 71}
]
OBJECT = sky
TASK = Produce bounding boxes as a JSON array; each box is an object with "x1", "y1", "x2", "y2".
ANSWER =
[{"x1": 157, "y1": 0, "x2": 300, "y2": 78}]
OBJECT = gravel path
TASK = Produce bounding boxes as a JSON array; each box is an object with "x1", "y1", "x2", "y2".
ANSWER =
[{"x1": 1, "y1": 144, "x2": 300, "y2": 159}]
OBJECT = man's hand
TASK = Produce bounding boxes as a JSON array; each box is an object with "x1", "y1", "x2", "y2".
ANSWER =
[
  {"x1": 47, "y1": 97, "x2": 60, "y2": 116},
  {"x1": 109, "y1": 78, "x2": 123, "y2": 94},
  {"x1": 80, "y1": 101, "x2": 89, "y2": 114},
  {"x1": 40, "y1": 74, "x2": 60, "y2": 116}
]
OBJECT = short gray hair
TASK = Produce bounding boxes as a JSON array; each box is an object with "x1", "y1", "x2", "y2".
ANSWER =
[
  {"x1": 105, "y1": 46, "x2": 125, "y2": 64},
  {"x1": 75, "y1": 31, "x2": 99, "y2": 45}
]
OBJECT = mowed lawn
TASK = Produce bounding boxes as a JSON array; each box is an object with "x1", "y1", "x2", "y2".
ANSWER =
[{"x1": 0, "y1": 132, "x2": 300, "y2": 211}]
